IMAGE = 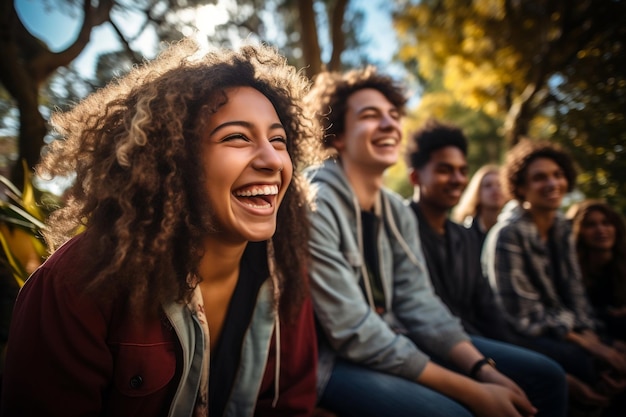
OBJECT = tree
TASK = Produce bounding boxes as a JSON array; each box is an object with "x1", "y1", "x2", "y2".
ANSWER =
[
  {"x1": 394, "y1": 0, "x2": 626, "y2": 210},
  {"x1": 0, "y1": 0, "x2": 383, "y2": 188},
  {"x1": 0, "y1": 0, "x2": 115, "y2": 185},
  {"x1": 0, "y1": 0, "x2": 219, "y2": 187},
  {"x1": 394, "y1": 0, "x2": 624, "y2": 143},
  {"x1": 204, "y1": 0, "x2": 375, "y2": 79}
]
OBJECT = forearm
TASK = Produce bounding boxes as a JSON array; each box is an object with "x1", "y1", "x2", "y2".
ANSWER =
[
  {"x1": 418, "y1": 343, "x2": 536, "y2": 417},
  {"x1": 446, "y1": 340, "x2": 486, "y2": 374},
  {"x1": 416, "y1": 361, "x2": 485, "y2": 409}
]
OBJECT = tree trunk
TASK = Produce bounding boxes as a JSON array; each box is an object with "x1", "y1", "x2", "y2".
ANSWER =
[
  {"x1": 504, "y1": 82, "x2": 537, "y2": 148},
  {"x1": 0, "y1": 0, "x2": 113, "y2": 188},
  {"x1": 328, "y1": 0, "x2": 348, "y2": 72},
  {"x1": 298, "y1": 0, "x2": 323, "y2": 78}
]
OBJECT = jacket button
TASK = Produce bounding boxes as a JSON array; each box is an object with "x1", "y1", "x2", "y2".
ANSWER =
[{"x1": 129, "y1": 375, "x2": 143, "y2": 389}]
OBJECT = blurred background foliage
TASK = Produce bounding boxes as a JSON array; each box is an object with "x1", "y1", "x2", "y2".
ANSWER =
[{"x1": 0, "y1": 0, "x2": 625, "y2": 215}]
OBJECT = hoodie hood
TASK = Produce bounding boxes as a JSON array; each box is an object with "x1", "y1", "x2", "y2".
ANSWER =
[{"x1": 304, "y1": 158, "x2": 358, "y2": 210}]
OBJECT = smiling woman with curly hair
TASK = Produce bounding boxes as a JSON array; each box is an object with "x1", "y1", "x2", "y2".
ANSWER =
[{"x1": 1, "y1": 39, "x2": 321, "y2": 417}]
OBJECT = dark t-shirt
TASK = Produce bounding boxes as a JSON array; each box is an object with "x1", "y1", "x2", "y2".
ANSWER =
[
  {"x1": 209, "y1": 241, "x2": 268, "y2": 417},
  {"x1": 410, "y1": 202, "x2": 519, "y2": 343},
  {"x1": 360, "y1": 210, "x2": 386, "y2": 315}
]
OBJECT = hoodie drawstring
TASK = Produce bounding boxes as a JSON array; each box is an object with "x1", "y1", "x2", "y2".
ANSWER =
[{"x1": 267, "y1": 239, "x2": 281, "y2": 408}]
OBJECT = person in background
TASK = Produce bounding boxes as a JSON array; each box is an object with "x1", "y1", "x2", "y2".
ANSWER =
[
  {"x1": 568, "y1": 199, "x2": 626, "y2": 342},
  {"x1": 482, "y1": 139, "x2": 626, "y2": 416},
  {"x1": 305, "y1": 67, "x2": 538, "y2": 417},
  {"x1": 452, "y1": 163, "x2": 506, "y2": 246},
  {"x1": 0, "y1": 39, "x2": 319, "y2": 417},
  {"x1": 406, "y1": 119, "x2": 567, "y2": 417}
]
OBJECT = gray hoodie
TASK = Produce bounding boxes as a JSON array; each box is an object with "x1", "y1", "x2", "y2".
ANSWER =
[{"x1": 306, "y1": 159, "x2": 468, "y2": 394}]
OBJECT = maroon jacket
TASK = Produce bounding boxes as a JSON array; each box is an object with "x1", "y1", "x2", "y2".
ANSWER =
[{"x1": 0, "y1": 234, "x2": 317, "y2": 416}]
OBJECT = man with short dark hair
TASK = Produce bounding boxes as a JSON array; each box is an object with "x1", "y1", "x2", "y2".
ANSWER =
[{"x1": 406, "y1": 119, "x2": 567, "y2": 417}]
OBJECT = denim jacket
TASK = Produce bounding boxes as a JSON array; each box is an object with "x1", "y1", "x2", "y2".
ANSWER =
[{"x1": 306, "y1": 159, "x2": 468, "y2": 394}]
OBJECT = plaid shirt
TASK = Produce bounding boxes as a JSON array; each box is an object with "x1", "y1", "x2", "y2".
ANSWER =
[{"x1": 482, "y1": 202, "x2": 596, "y2": 339}]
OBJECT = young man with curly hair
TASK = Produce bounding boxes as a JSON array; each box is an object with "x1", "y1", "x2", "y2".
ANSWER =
[
  {"x1": 1, "y1": 39, "x2": 319, "y2": 416},
  {"x1": 482, "y1": 139, "x2": 626, "y2": 414},
  {"x1": 304, "y1": 67, "x2": 541, "y2": 417}
]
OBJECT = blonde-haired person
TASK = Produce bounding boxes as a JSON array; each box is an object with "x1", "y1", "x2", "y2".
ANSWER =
[
  {"x1": 1, "y1": 39, "x2": 319, "y2": 416},
  {"x1": 452, "y1": 164, "x2": 505, "y2": 246}
]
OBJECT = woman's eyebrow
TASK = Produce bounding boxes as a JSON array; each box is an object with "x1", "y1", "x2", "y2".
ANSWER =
[
  {"x1": 208, "y1": 120, "x2": 252, "y2": 137},
  {"x1": 209, "y1": 121, "x2": 285, "y2": 137}
]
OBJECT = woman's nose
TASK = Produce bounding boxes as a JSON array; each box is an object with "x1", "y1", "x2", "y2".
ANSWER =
[{"x1": 253, "y1": 140, "x2": 285, "y2": 172}]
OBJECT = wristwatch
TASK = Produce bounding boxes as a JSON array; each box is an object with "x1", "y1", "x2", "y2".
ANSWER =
[{"x1": 469, "y1": 357, "x2": 496, "y2": 380}]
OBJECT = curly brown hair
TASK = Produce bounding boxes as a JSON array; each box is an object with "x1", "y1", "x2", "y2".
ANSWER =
[
  {"x1": 305, "y1": 66, "x2": 407, "y2": 151},
  {"x1": 502, "y1": 138, "x2": 577, "y2": 202},
  {"x1": 39, "y1": 39, "x2": 320, "y2": 317}
]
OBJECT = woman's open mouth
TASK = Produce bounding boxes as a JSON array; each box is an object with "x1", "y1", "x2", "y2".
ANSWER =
[{"x1": 233, "y1": 184, "x2": 279, "y2": 209}]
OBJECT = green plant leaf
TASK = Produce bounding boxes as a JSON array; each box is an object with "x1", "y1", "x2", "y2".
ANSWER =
[{"x1": 0, "y1": 229, "x2": 27, "y2": 287}]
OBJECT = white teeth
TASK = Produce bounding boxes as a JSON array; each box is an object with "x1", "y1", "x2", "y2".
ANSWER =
[
  {"x1": 374, "y1": 138, "x2": 397, "y2": 146},
  {"x1": 241, "y1": 202, "x2": 271, "y2": 209},
  {"x1": 234, "y1": 185, "x2": 279, "y2": 197}
]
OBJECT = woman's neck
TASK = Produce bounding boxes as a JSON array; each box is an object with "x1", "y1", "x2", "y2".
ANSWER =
[
  {"x1": 198, "y1": 237, "x2": 247, "y2": 283},
  {"x1": 478, "y1": 206, "x2": 500, "y2": 232},
  {"x1": 197, "y1": 237, "x2": 248, "y2": 352},
  {"x1": 586, "y1": 249, "x2": 613, "y2": 269}
]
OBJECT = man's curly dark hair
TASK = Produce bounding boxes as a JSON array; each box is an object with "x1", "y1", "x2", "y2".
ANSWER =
[
  {"x1": 503, "y1": 138, "x2": 577, "y2": 202},
  {"x1": 405, "y1": 118, "x2": 468, "y2": 170},
  {"x1": 38, "y1": 39, "x2": 320, "y2": 317},
  {"x1": 305, "y1": 66, "x2": 407, "y2": 151}
]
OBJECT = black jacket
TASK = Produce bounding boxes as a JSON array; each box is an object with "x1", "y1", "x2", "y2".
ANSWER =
[{"x1": 410, "y1": 202, "x2": 519, "y2": 343}]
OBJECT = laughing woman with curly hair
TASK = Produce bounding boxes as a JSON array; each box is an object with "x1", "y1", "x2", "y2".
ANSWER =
[{"x1": 0, "y1": 39, "x2": 320, "y2": 417}]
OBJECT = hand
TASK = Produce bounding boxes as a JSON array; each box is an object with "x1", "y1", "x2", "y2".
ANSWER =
[
  {"x1": 613, "y1": 340, "x2": 626, "y2": 354},
  {"x1": 571, "y1": 330, "x2": 626, "y2": 374},
  {"x1": 567, "y1": 374, "x2": 610, "y2": 407},
  {"x1": 589, "y1": 343, "x2": 626, "y2": 375},
  {"x1": 607, "y1": 306, "x2": 626, "y2": 317},
  {"x1": 470, "y1": 383, "x2": 537, "y2": 417},
  {"x1": 600, "y1": 370, "x2": 626, "y2": 395},
  {"x1": 477, "y1": 365, "x2": 527, "y2": 398}
]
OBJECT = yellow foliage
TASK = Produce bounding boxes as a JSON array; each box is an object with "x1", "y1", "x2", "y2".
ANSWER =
[{"x1": 472, "y1": 0, "x2": 505, "y2": 19}]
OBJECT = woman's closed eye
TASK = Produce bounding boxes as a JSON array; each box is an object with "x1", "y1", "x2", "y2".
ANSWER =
[
  {"x1": 270, "y1": 135, "x2": 288, "y2": 149},
  {"x1": 221, "y1": 133, "x2": 249, "y2": 143}
]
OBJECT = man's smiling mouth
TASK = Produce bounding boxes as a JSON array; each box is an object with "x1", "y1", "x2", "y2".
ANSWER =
[{"x1": 373, "y1": 137, "x2": 398, "y2": 147}]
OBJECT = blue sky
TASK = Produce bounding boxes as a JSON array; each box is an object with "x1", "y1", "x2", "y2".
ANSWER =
[{"x1": 15, "y1": 0, "x2": 399, "y2": 79}]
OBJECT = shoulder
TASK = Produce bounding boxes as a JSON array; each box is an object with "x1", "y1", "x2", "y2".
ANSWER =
[
  {"x1": 40, "y1": 233, "x2": 90, "y2": 271},
  {"x1": 382, "y1": 188, "x2": 414, "y2": 218}
]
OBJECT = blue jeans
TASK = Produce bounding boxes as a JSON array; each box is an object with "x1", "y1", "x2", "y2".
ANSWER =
[
  {"x1": 318, "y1": 336, "x2": 568, "y2": 417},
  {"x1": 518, "y1": 335, "x2": 598, "y2": 384},
  {"x1": 470, "y1": 336, "x2": 568, "y2": 417}
]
